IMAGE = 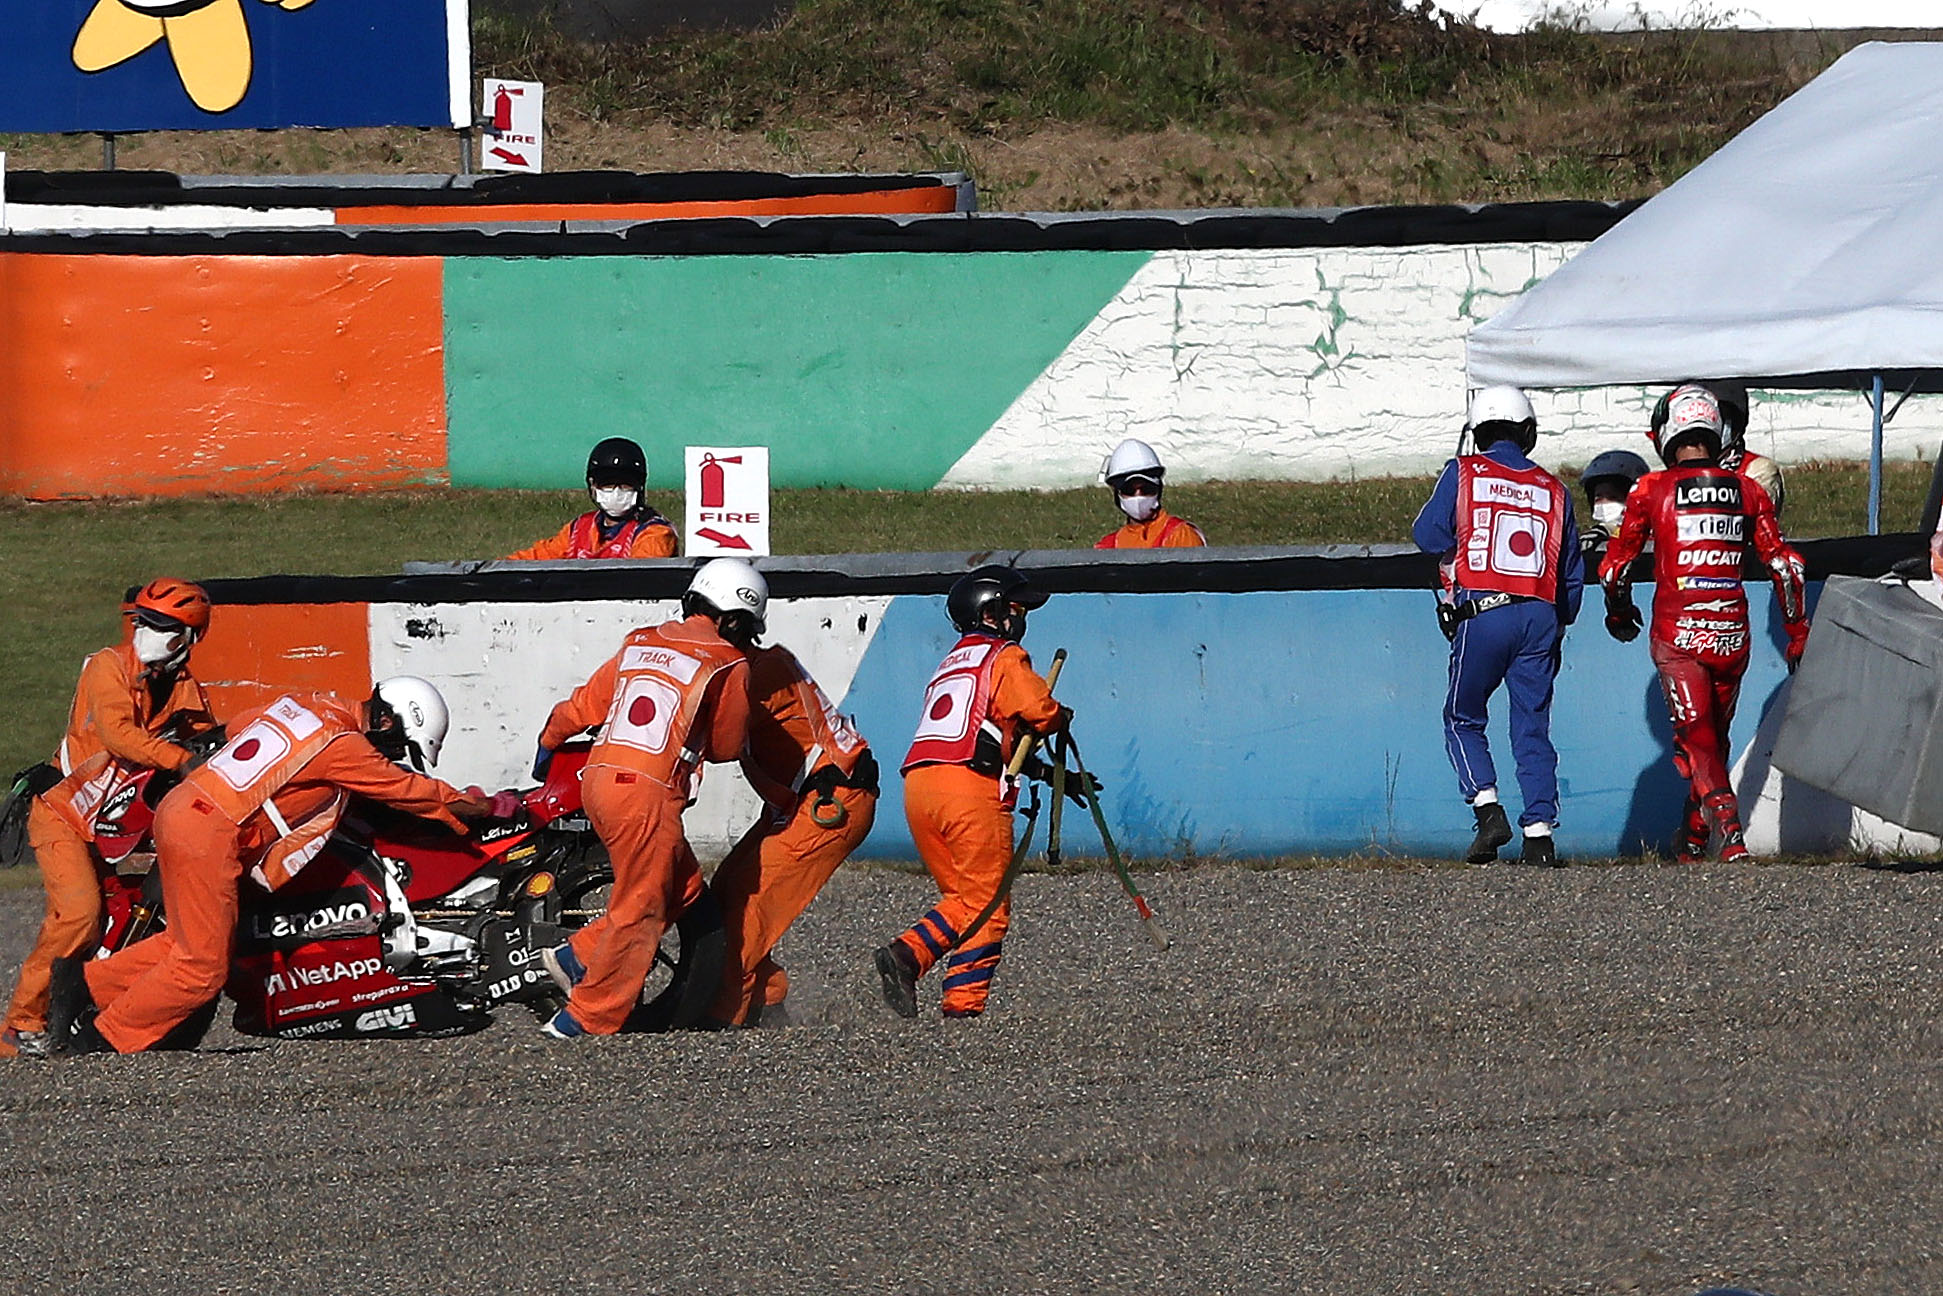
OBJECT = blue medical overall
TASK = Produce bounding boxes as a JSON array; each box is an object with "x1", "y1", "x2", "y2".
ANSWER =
[{"x1": 1413, "y1": 444, "x2": 1584, "y2": 829}]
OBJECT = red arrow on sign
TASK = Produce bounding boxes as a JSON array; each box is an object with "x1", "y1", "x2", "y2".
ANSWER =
[
  {"x1": 489, "y1": 146, "x2": 530, "y2": 166},
  {"x1": 696, "y1": 528, "x2": 753, "y2": 551}
]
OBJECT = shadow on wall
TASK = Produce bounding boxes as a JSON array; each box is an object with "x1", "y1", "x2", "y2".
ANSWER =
[{"x1": 1619, "y1": 673, "x2": 1683, "y2": 856}]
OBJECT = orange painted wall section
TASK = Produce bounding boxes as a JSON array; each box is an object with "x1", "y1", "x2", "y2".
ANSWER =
[
  {"x1": 334, "y1": 186, "x2": 961, "y2": 226},
  {"x1": 0, "y1": 254, "x2": 446, "y2": 499},
  {"x1": 194, "y1": 602, "x2": 373, "y2": 722}
]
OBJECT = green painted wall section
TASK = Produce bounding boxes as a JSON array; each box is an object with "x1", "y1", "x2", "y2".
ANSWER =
[{"x1": 442, "y1": 252, "x2": 1150, "y2": 491}]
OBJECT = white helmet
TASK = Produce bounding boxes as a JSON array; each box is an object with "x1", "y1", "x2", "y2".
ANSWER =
[
  {"x1": 1099, "y1": 438, "x2": 1165, "y2": 485},
  {"x1": 371, "y1": 676, "x2": 450, "y2": 771},
  {"x1": 685, "y1": 557, "x2": 769, "y2": 636},
  {"x1": 1466, "y1": 386, "x2": 1535, "y2": 429},
  {"x1": 1651, "y1": 387, "x2": 1725, "y2": 466}
]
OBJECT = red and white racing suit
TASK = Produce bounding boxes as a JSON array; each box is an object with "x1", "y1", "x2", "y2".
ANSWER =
[{"x1": 1599, "y1": 465, "x2": 1806, "y2": 848}]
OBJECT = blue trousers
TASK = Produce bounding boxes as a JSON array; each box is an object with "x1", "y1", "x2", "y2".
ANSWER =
[{"x1": 1442, "y1": 599, "x2": 1562, "y2": 827}]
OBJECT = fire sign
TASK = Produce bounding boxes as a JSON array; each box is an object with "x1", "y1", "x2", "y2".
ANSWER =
[
  {"x1": 685, "y1": 447, "x2": 771, "y2": 558},
  {"x1": 480, "y1": 78, "x2": 544, "y2": 174}
]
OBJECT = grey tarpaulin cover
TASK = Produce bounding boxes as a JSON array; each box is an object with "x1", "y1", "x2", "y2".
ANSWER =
[
  {"x1": 1466, "y1": 41, "x2": 1943, "y2": 390},
  {"x1": 1773, "y1": 575, "x2": 1943, "y2": 833}
]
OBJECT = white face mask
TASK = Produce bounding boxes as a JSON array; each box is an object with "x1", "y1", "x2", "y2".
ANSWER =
[
  {"x1": 1591, "y1": 500, "x2": 1626, "y2": 534},
  {"x1": 592, "y1": 486, "x2": 639, "y2": 519},
  {"x1": 133, "y1": 624, "x2": 190, "y2": 667},
  {"x1": 1118, "y1": 492, "x2": 1161, "y2": 524}
]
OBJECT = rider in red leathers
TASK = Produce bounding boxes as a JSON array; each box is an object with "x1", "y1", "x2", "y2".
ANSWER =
[{"x1": 1600, "y1": 388, "x2": 1807, "y2": 862}]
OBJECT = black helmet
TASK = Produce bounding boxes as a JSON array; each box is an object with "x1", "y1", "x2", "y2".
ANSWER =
[
  {"x1": 947, "y1": 565, "x2": 1047, "y2": 641},
  {"x1": 586, "y1": 437, "x2": 647, "y2": 490},
  {"x1": 1580, "y1": 449, "x2": 1649, "y2": 499}
]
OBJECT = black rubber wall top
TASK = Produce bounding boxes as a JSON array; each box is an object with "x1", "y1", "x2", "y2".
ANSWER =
[
  {"x1": 0, "y1": 196, "x2": 1642, "y2": 257},
  {"x1": 199, "y1": 534, "x2": 1924, "y2": 606}
]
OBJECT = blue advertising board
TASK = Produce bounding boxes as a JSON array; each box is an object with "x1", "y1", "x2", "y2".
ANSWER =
[{"x1": 4, "y1": 0, "x2": 467, "y2": 132}]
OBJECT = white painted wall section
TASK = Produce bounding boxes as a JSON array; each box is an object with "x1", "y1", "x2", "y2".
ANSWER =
[
  {"x1": 367, "y1": 595, "x2": 891, "y2": 857},
  {"x1": 941, "y1": 243, "x2": 1943, "y2": 489},
  {"x1": 2, "y1": 204, "x2": 336, "y2": 233}
]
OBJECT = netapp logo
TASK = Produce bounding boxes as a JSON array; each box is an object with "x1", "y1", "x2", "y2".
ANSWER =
[{"x1": 266, "y1": 957, "x2": 382, "y2": 997}]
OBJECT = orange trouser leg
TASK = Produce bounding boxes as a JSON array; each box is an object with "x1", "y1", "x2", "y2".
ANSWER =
[
  {"x1": 4, "y1": 801, "x2": 105, "y2": 1034},
  {"x1": 897, "y1": 765, "x2": 1013, "y2": 1016},
  {"x1": 711, "y1": 784, "x2": 876, "y2": 1024},
  {"x1": 563, "y1": 768, "x2": 697, "y2": 1035},
  {"x1": 86, "y1": 796, "x2": 242, "y2": 1054}
]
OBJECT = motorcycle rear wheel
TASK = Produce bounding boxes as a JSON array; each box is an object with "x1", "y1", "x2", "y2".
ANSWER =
[{"x1": 549, "y1": 851, "x2": 726, "y2": 1033}]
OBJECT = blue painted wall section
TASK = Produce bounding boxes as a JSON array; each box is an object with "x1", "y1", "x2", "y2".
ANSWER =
[{"x1": 837, "y1": 586, "x2": 1813, "y2": 860}]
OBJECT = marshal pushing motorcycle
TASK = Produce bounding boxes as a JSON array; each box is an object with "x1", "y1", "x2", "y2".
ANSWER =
[{"x1": 45, "y1": 677, "x2": 724, "y2": 1055}]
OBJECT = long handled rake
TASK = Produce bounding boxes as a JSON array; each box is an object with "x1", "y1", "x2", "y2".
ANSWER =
[{"x1": 950, "y1": 650, "x2": 1169, "y2": 954}]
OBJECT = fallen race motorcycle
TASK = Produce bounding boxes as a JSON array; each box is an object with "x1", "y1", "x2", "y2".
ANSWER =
[{"x1": 90, "y1": 737, "x2": 725, "y2": 1042}]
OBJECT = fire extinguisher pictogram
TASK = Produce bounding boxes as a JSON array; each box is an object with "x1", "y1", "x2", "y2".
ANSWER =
[{"x1": 700, "y1": 453, "x2": 742, "y2": 509}]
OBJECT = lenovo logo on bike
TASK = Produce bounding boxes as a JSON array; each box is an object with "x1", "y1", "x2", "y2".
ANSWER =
[
  {"x1": 265, "y1": 956, "x2": 383, "y2": 997},
  {"x1": 244, "y1": 887, "x2": 374, "y2": 948},
  {"x1": 1674, "y1": 478, "x2": 1743, "y2": 510},
  {"x1": 355, "y1": 1004, "x2": 418, "y2": 1033}
]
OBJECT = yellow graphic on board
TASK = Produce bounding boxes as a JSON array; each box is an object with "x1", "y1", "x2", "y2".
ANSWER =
[{"x1": 71, "y1": 0, "x2": 315, "y2": 115}]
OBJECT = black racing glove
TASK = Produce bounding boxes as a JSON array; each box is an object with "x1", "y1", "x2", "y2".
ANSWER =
[
  {"x1": 1019, "y1": 754, "x2": 1101, "y2": 807},
  {"x1": 1604, "y1": 585, "x2": 1642, "y2": 643}
]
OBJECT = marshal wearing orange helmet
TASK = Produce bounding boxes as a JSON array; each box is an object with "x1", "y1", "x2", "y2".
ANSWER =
[
  {"x1": 531, "y1": 558, "x2": 757, "y2": 1040},
  {"x1": 2, "y1": 579, "x2": 219, "y2": 1060},
  {"x1": 708, "y1": 642, "x2": 879, "y2": 1027},
  {"x1": 45, "y1": 678, "x2": 501, "y2": 1055},
  {"x1": 874, "y1": 566, "x2": 1066, "y2": 1019}
]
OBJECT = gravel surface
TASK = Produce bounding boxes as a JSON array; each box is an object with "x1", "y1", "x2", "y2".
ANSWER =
[{"x1": 2, "y1": 860, "x2": 1940, "y2": 1296}]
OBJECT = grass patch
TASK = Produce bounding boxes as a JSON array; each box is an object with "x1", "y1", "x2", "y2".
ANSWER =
[
  {"x1": 0, "y1": 6, "x2": 1857, "y2": 209},
  {"x1": 461, "y1": 0, "x2": 1816, "y2": 203},
  {"x1": 0, "y1": 461, "x2": 1924, "y2": 774}
]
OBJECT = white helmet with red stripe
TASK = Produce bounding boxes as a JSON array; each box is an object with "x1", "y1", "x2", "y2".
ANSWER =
[{"x1": 1650, "y1": 387, "x2": 1725, "y2": 466}]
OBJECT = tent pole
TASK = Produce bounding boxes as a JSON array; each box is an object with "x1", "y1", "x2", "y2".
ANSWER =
[{"x1": 1869, "y1": 374, "x2": 1885, "y2": 536}]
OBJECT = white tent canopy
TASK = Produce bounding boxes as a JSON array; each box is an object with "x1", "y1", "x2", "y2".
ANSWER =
[{"x1": 1467, "y1": 41, "x2": 1943, "y2": 391}]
